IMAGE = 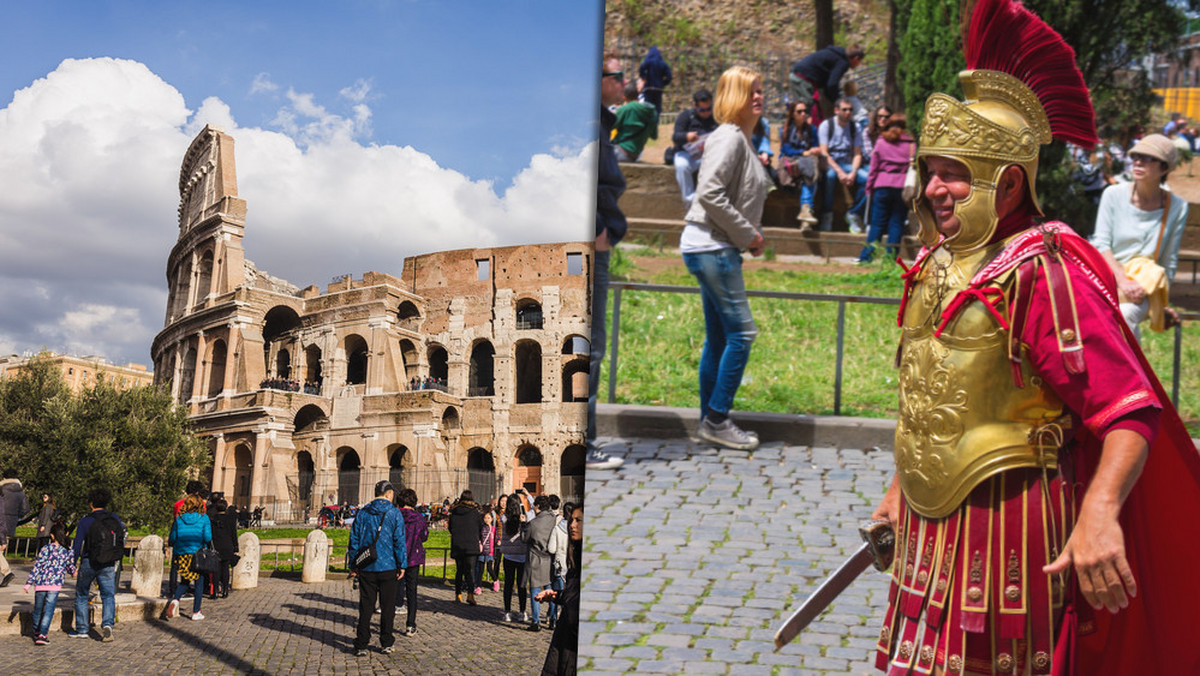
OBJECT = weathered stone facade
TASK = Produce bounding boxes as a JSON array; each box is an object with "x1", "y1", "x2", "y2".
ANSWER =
[{"x1": 151, "y1": 127, "x2": 589, "y2": 521}]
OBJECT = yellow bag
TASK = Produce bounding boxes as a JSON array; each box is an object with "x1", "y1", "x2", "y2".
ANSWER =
[{"x1": 1121, "y1": 256, "x2": 1169, "y2": 332}]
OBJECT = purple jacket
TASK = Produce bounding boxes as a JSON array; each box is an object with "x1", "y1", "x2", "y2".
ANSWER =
[
  {"x1": 400, "y1": 507, "x2": 429, "y2": 567},
  {"x1": 866, "y1": 134, "x2": 914, "y2": 193}
]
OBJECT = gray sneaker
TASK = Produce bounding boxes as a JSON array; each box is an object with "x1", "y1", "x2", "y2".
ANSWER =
[
  {"x1": 697, "y1": 416, "x2": 760, "y2": 450},
  {"x1": 101, "y1": 625, "x2": 113, "y2": 642}
]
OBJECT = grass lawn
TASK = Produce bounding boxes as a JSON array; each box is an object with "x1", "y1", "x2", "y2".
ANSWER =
[{"x1": 602, "y1": 245, "x2": 1200, "y2": 433}]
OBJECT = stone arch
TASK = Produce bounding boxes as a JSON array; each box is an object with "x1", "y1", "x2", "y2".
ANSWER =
[
  {"x1": 427, "y1": 344, "x2": 448, "y2": 383},
  {"x1": 387, "y1": 444, "x2": 409, "y2": 490},
  {"x1": 399, "y1": 339, "x2": 418, "y2": 383},
  {"x1": 512, "y1": 444, "x2": 543, "y2": 494},
  {"x1": 562, "y1": 359, "x2": 589, "y2": 402},
  {"x1": 206, "y1": 339, "x2": 227, "y2": 398},
  {"x1": 562, "y1": 335, "x2": 589, "y2": 355},
  {"x1": 230, "y1": 443, "x2": 253, "y2": 508},
  {"x1": 468, "y1": 340, "x2": 495, "y2": 396},
  {"x1": 441, "y1": 406, "x2": 460, "y2": 432},
  {"x1": 293, "y1": 404, "x2": 328, "y2": 434},
  {"x1": 344, "y1": 334, "x2": 369, "y2": 385},
  {"x1": 296, "y1": 450, "x2": 315, "y2": 505},
  {"x1": 179, "y1": 344, "x2": 197, "y2": 404},
  {"x1": 560, "y1": 444, "x2": 586, "y2": 503},
  {"x1": 514, "y1": 339, "x2": 542, "y2": 403},
  {"x1": 516, "y1": 297, "x2": 543, "y2": 330},
  {"x1": 195, "y1": 249, "x2": 214, "y2": 308},
  {"x1": 397, "y1": 301, "x2": 421, "y2": 321},
  {"x1": 467, "y1": 448, "x2": 498, "y2": 506},
  {"x1": 173, "y1": 259, "x2": 192, "y2": 318},
  {"x1": 263, "y1": 305, "x2": 302, "y2": 378},
  {"x1": 336, "y1": 447, "x2": 361, "y2": 505},
  {"x1": 305, "y1": 344, "x2": 323, "y2": 390}
]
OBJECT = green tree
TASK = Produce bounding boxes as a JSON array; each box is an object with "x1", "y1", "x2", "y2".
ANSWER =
[{"x1": 0, "y1": 356, "x2": 209, "y2": 529}]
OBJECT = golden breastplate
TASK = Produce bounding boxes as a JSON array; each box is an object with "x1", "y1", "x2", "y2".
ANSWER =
[{"x1": 896, "y1": 246, "x2": 1065, "y2": 519}]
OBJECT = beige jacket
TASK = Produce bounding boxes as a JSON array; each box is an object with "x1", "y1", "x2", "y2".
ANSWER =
[{"x1": 684, "y1": 123, "x2": 770, "y2": 250}]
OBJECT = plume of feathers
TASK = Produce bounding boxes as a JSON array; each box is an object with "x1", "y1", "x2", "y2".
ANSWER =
[{"x1": 961, "y1": 0, "x2": 1097, "y2": 147}]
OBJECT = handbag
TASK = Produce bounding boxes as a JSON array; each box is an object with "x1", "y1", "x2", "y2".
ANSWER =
[
  {"x1": 1119, "y1": 192, "x2": 1172, "y2": 332},
  {"x1": 352, "y1": 518, "x2": 384, "y2": 569},
  {"x1": 190, "y1": 547, "x2": 222, "y2": 575}
]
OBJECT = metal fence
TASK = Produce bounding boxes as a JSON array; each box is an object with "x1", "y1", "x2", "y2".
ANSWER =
[
  {"x1": 266, "y1": 468, "x2": 504, "y2": 524},
  {"x1": 604, "y1": 282, "x2": 1197, "y2": 415}
]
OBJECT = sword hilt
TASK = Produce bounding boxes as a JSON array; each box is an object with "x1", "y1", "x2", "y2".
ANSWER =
[{"x1": 858, "y1": 520, "x2": 895, "y2": 572}]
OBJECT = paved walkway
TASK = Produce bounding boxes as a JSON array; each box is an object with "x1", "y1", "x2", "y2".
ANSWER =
[
  {"x1": 579, "y1": 436, "x2": 894, "y2": 675},
  {"x1": 0, "y1": 574, "x2": 551, "y2": 674}
]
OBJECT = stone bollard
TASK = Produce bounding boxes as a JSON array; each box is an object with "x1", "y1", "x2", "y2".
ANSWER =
[
  {"x1": 232, "y1": 532, "x2": 260, "y2": 590},
  {"x1": 302, "y1": 530, "x2": 329, "y2": 583},
  {"x1": 130, "y1": 535, "x2": 164, "y2": 597}
]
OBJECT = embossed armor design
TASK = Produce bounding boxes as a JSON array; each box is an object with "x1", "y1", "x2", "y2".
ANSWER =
[{"x1": 896, "y1": 244, "x2": 1065, "y2": 518}]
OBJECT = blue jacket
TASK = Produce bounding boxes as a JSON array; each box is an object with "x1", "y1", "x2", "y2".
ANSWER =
[
  {"x1": 348, "y1": 498, "x2": 407, "y2": 572},
  {"x1": 169, "y1": 512, "x2": 212, "y2": 555}
]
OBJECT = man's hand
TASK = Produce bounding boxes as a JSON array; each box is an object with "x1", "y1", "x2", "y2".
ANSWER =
[
  {"x1": 1044, "y1": 428, "x2": 1147, "y2": 614},
  {"x1": 686, "y1": 131, "x2": 699, "y2": 143},
  {"x1": 398, "y1": 569, "x2": 405, "y2": 580},
  {"x1": 871, "y1": 475, "x2": 901, "y2": 526},
  {"x1": 595, "y1": 229, "x2": 610, "y2": 252},
  {"x1": 747, "y1": 232, "x2": 766, "y2": 257},
  {"x1": 1118, "y1": 276, "x2": 1145, "y2": 303},
  {"x1": 759, "y1": 152, "x2": 771, "y2": 166},
  {"x1": 1164, "y1": 306, "x2": 1181, "y2": 329},
  {"x1": 348, "y1": 569, "x2": 357, "y2": 578},
  {"x1": 840, "y1": 171, "x2": 855, "y2": 187},
  {"x1": 535, "y1": 589, "x2": 557, "y2": 603},
  {"x1": 1043, "y1": 501, "x2": 1135, "y2": 613}
]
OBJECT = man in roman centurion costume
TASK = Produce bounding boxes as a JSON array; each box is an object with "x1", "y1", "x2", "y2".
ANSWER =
[{"x1": 870, "y1": 0, "x2": 1200, "y2": 673}]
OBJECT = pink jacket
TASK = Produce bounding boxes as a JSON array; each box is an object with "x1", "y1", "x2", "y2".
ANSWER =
[{"x1": 866, "y1": 134, "x2": 914, "y2": 193}]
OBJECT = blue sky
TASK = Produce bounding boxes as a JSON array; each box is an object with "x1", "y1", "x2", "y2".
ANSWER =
[{"x1": 0, "y1": 1, "x2": 604, "y2": 365}]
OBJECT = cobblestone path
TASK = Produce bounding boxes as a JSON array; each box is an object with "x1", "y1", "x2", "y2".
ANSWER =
[
  {"x1": 580, "y1": 437, "x2": 895, "y2": 675},
  {"x1": 0, "y1": 575, "x2": 551, "y2": 674}
]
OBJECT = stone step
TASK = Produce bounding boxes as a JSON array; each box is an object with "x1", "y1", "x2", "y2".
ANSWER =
[{"x1": 624, "y1": 217, "x2": 924, "y2": 259}]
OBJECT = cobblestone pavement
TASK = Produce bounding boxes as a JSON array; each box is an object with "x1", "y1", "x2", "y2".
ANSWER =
[
  {"x1": 0, "y1": 575, "x2": 551, "y2": 674},
  {"x1": 580, "y1": 436, "x2": 895, "y2": 675}
]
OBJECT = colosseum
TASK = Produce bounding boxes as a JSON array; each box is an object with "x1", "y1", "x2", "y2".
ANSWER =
[{"x1": 151, "y1": 126, "x2": 590, "y2": 522}]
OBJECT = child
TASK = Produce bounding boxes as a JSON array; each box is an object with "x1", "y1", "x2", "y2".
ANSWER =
[
  {"x1": 24, "y1": 523, "x2": 76, "y2": 645},
  {"x1": 476, "y1": 510, "x2": 497, "y2": 594},
  {"x1": 858, "y1": 114, "x2": 915, "y2": 263}
]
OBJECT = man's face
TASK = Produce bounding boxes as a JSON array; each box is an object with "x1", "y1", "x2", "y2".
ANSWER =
[
  {"x1": 836, "y1": 102, "x2": 853, "y2": 124},
  {"x1": 850, "y1": 55, "x2": 864, "y2": 69},
  {"x1": 923, "y1": 156, "x2": 973, "y2": 237},
  {"x1": 695, "y1": 99, "x2": 713, "y2": 118},
  {"x1": 601, "y1": 59, "x2": 624, "y2": 107}
]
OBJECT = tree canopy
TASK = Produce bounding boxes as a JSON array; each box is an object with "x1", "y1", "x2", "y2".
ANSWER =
[{"x1": 0, "y1": 356, "x2": 209, "y2": 530}]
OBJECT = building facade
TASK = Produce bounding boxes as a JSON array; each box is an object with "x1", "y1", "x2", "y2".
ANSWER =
[
  {"x1": 150, "y1": 126, "x2": 590, "y2": 521},
  {"x1": 0, "y1": 352, "x2": 154, "y2": 393}
]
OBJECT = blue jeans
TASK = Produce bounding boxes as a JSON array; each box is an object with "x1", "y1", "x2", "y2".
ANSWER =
[
  {"x1": 32, "y1": 590, "x2": 59, "y2": 636},
  {"x1": 74, "y1": 558, "x2": 116, "y2": 633},
  {"x1": 859, "y1": 187, "x2": 907, "y2": 261},
  {"x1": 682, "y1": 248, "x2": 758, "y2": 420},
  {"x1": 587, "y1": 249, "x2": 610, "y2": 444},
  {"x1": 822, "y1": 161, "x2": 868, "y2": 223},
  {"x1": 530, "y1": 584, "x2": 550, "y2": 623},
  {"x1": 674, "y1": 150, "x2": 702, "y2": 206},
  {"x1": 547, "y1": 573, "x2": 564, "y2": 623}
]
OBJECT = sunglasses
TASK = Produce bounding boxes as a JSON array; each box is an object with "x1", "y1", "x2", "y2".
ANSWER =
[
  {"x1": 696, "y1": 105, "x2": 713, "y2": 113},
  {"x1": 602, "y1": 70, "x2": 624, "y2": 81},
  {"x1": 794, "y1": 108, "x2": 808, "y2": 115}
]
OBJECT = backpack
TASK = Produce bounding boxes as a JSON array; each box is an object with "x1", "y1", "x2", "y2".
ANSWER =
[{"x1": 86, "y1": 512, "x2": 125, "y2": 567}]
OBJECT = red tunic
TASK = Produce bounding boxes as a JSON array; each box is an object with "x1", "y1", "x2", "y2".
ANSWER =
[{"x1": 879, "y1": 224, "x2": 1200, "y2": 674}]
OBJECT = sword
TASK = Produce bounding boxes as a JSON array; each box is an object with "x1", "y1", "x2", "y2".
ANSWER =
[{"x1": 773, "y1": 520, "x2": 895, "y2": 651}]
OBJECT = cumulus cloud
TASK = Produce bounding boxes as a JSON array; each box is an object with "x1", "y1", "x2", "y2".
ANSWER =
[{"x1": 0, "y1": 57, "x2": 593, "y2": 367}]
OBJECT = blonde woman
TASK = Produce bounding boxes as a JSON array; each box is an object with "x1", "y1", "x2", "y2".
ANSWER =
[{"x1": 679, "y1": 65, "x2": 770, "y2": 451}]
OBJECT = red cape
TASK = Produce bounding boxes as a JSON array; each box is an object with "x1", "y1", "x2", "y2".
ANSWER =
[{"x1": 1046, "y1": 231, "x2": 1200, "y2": 674}]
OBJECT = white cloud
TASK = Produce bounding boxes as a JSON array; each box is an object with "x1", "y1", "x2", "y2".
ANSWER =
[
  {"x1": 0, "y1": 57, "x2": 593, "y2": 366},
  {"x1": 250, "y1": 72, "x2": 278, "y2": 95},
  {"x1": 339, "y1": 78, "x2": 372, "y2": 103}
]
